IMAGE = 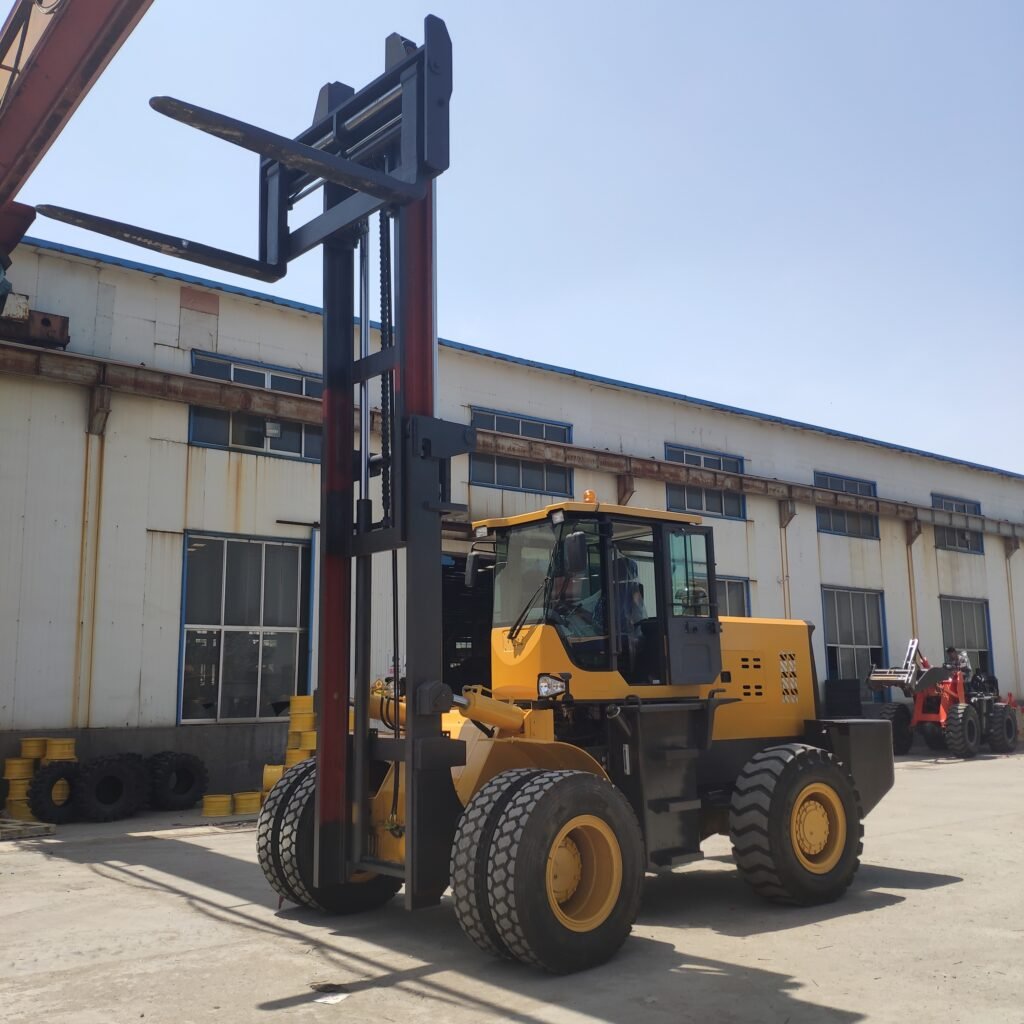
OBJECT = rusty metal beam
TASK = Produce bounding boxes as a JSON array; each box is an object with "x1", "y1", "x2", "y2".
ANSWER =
[
  {"x1": 2, "y1": 337, "x2": 1021, "y2": 541},
  {"x1": 0, "y1": 336, "x2": 322, "y2": 423},
  {"x1": 473, "y1": 429, "x2": 1024, "y2": 541}
]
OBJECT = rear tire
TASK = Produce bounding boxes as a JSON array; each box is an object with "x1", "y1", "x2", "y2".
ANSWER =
[
  {"x1": 943, "y1": 704, "x2": 980, "y2": 759},
  {"x1": 450, "y1": 769, "x2": 542, "y2": 957},
  {"x1": 875, "y1": 703, "x2": 913, "y2": 755},
  {"x1": 26, "y1": 761, "x2": 79, "y2": 824},
  {"x1": 257, "y1": 758, "x2": 316, "y2": 904},
  {"x1": 277, "y1": 763, "x2": 402, "y2": 914},
  {"x1": 986, "y1": 703, "x2": 1018, "y2": 754},
  {"x1": 730, "y1": 743, "x2": 863, "y2": 906},
  {"x1": 485, "y1": 770, "x2": 644, "y2": 974}
]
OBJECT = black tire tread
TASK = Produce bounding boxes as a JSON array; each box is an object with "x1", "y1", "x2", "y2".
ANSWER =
[
  {"x1": 256, "y1": 758, "x2": 316, "y2": 904},
  {"x1": 26, "y1": 761, "x2": 80, "y2": 824},
  {"x1": 147, "y1": 751, "x2": 209, "y2": 810},
  {"x1": 944, "y1": 703, "x2": 980, "y2": 759},
  {"x1": 987, "y1": 703, "x2": 1018, "y2": 754},
  {"x1": 72, "y1": 755, "x2": 148, "y2": 822},
  {"x1": 729, "y1": 743, "x2": 864, "y2": 906},
  {"x1": 277, "y1": 763, "x2": 402, "y2": 915},
  {"x1": 487, "y1": 770, "x2": 583, "y2": 967},
  {"x1": 449, "y1": 768, "x2": 542, "y2": 957}
]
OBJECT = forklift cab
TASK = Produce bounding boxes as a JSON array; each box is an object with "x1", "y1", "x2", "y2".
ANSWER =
[{"x1": 481, "y1": 501, "x2": 723, "y2": 690}]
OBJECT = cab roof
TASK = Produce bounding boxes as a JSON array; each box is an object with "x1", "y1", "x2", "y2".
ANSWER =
[{"x1": 473, "y1": 500, "x2": 703, "y2": 532}]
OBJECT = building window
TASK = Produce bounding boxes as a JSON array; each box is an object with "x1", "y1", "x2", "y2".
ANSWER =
[
  {"x1": 180, "y1": 535, "x2": 311, "y2": 723},
  {"x1": 814, "y1": 471, "x2": 879, "y2": 539},
  {"x1": 716, "y1": 577, "x2": 749, "y2": 616},
  {"x1": 821, "y1": 586, "x2": 885, "y2": 682},
  {"x1": 932, "y1": 494, "x2": 984, "y2": 554},
  {"x1": 469, "y1": 408, "x2": 572, "y2": 496},
  {"x1": 665, "y1": 445, "x2": 744, "y2": 519},
  {"x1": 940, "y1": 596, "x2": 991, "y2": 673},
  {"x1": 190, "y1": 353, "x2": 323, "y2": 461}
]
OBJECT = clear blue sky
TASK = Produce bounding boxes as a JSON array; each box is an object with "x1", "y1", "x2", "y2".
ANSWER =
[{"x1": 18, "y1": 1, "x2": 1024, "y2": 475}]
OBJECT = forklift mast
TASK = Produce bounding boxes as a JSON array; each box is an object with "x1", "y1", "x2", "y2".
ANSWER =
[{"x1": 39, "y1": 16, "x2": 467, "y2": 908}]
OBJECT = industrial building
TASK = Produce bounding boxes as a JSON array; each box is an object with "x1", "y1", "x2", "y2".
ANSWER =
[{"x1": 1, "y1": 235, "x2": 1022, "y2": 784}]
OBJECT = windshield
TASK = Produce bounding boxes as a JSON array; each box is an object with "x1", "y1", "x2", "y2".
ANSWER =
[{"x1": 493, "y1": 522, "x2": 559, "y2": 628}]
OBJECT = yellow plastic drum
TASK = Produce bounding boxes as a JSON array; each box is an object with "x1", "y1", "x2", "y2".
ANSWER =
[
  {"x1": 289, "y1": 695, "x2": 314, "y2": 714},
  {"x1": 233, "y1": 791, "x2": 261, "y2": 814},
  {"x1": 284, "y1": 749, "x2": 310, "y2": 767},
  {"x1": 262, "y1": 764, "x2": 284, "y2": 790},
  {"x1": 19, "y1": 737, "x2": 48, "y2": 759},
  {"x1": 45, "y1": 739, "x2": 76, "y2": 760},
  {"x1": 202, "y1": 794, "x2": 233, "y2": 817},
  {"x1": 287, "y1": 730, "x2": 302, "y2": 750},
  {"x1": 3, "y1": 758, "x2": 34, "y2": 780},
  {"x1": 300, "y1": 731, "x2": 318, "y2": 750},
  {"x1": 289, "y1": 712, "x2": 315, "y2": 732}
]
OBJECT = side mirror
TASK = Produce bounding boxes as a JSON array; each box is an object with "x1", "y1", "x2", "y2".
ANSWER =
[
  {"x1": 563, "y1": 531, "x2": 588, "y2": 575},
  {"x1": 464, "y1": 552, "x2": 480, "y2": 589}
]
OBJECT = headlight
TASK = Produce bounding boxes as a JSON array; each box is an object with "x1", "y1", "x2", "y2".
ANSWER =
[
  {"x1": 474, "y1": 525, "x2": 489, "y2": 538},
  {"x1": 537, "y1": 673, "x2": 570, "y2": 698}
]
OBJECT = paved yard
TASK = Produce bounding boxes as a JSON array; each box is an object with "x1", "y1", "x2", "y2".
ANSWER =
[{"x1": 3, "y1": 750, "x2": 1022, "y2": 1024}]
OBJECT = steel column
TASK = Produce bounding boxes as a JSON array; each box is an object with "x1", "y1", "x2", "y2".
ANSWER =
[{"x1": 314, "y1": 228, "x2": 355, "y2": 889}]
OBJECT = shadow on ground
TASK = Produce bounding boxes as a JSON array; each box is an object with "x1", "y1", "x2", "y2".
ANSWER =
[{"x1": 19, "y1": 818, "x2": 963, "y2": 1023}]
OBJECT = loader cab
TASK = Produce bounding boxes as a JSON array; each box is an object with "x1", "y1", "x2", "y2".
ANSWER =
[{"x1": 474, "y1": 500, "x2": 723, "y2": 697}]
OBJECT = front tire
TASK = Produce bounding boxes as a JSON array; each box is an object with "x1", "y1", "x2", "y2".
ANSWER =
[
  {"x1": 730, "y1": 744, "x2": 863, "y2": 906},
  {"x1": 485, "y1": 770, "x2": 644, "y2": 974},
  {"x1": 450, "y1": 768, "x2": 542, "y2": 957},
  {"x1": 257, "y1": 758, "x2": 316, "y2": 904},
  {"x1": 944, "y1": 704, "x2": 980, "y2": 758},
  {"x1": 986, "y1": 703, "x2": 1018, "y2": 754},
  {"x1": 277, "y1": 763, "x2": 402, "y2": 915}
]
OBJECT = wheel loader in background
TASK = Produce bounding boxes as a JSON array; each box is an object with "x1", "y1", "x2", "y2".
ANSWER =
[
  {"x1": 866, "y1": 639, "x2": 1019, "y2": 758},
  {"x1": 259, "y1": 494, "x2": 895, "y2": 973}
]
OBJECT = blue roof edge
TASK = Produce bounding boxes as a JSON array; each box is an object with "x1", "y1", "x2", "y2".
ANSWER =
[{"x1": 19, "y1": 234, "x2": 1023, "y2": 483}]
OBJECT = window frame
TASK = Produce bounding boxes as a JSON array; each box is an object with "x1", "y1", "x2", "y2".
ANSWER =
[
  {"x1": 177, "y1": 531, "x2": 313, "y2": 725},
  {"x1": 715, "y1": 575, "x2": 750, "y2": 617},
  {"x1": 469, "y1": 406, "x2": 574, "y2": 497},
  {"x1": 189, "y1": 351, "x2": 323, "y2": 464},
  {"x1": 931, "y1": 493, "x2": 984, "y2": 555},
  {"x1": 819, "y1": 584, "x2": 888, "y2": 685},
  {"x1": 938, "y1": 595, "x2": 993, "y2": 673},
  {"x1": 813, "y1": 470, "x2": 879, "y2": 540},
  {"x1": 664, "y1": 444, "x2": 745, "y2": 521}
]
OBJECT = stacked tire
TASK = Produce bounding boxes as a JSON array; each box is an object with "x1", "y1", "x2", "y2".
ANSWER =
[{"x1": 25, "y1": 751, "x2": 209, "y2": 824}]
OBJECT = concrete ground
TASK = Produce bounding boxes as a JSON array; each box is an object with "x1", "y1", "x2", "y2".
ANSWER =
[{"x1": 3, "y1": 750, "x2": 1022, "y2": 1024}]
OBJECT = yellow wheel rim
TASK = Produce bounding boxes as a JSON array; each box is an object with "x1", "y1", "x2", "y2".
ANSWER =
[
  {"x1": 789, "y1": 782, "x2": 846, "y2": 874},
  {"x1": 545, "y1": 814, "x2": 622, "y2": 932}
]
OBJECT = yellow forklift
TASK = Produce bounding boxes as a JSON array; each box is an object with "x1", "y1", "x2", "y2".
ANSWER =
[
  {"x1": 260, "y1": 494, "x2": 894, "y2": 974},
  {"x1": 39, "y1": 14, "x2": 895, "y2": 976}
]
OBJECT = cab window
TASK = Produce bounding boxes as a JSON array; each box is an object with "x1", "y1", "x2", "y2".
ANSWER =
[{"x1": 669, "y1": 530, "x2": 711, "y2": 617}]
